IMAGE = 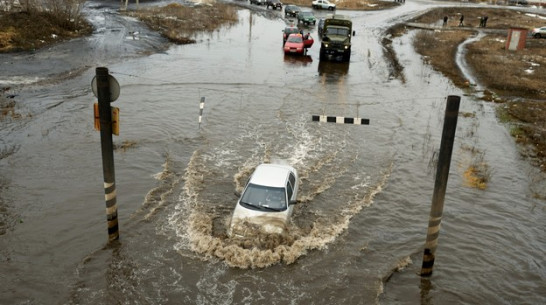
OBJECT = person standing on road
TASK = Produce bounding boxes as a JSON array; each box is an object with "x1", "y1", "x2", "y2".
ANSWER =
[
  {"x1": 459, "y1": 14, "x2": 464, "y2": 27},
  {"x1": 483, "y1": 16, "x2": 488, "y2": 27},
  {"x1": 479, "y1": 16, "x2": 484, "y2": 27},
  {"x1": 443, "y1": 16, "x2": 448, "y2": 27}
]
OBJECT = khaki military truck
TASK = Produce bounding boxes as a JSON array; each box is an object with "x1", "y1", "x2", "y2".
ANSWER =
[{"x1": 319, "y1": 15, "x2": 353, "y2": 62}]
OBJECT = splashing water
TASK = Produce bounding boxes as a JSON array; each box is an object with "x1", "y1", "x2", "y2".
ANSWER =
[{"x1": 168, "y1": 121, "x2": 393, "y2": 268}]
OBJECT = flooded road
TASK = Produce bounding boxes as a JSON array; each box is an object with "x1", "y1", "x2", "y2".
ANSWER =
[{"x1": 1, "y1": 1, "x2": 545, "y2": 304}]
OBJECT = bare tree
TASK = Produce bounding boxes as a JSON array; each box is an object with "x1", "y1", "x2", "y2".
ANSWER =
[{"x1": 43, "y1": 0, "x2": 87, "y2": 29}]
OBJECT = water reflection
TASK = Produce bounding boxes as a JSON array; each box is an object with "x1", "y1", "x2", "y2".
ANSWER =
[
  {"x1": 318, "y1": 60, "x2": 349, "y2": 87},
  {"x1": 318, "y1": 60, "x2": 349, "y2": 76},
  {"x1": 283, "y1": 54, "x2": 313, "y2": 67}
]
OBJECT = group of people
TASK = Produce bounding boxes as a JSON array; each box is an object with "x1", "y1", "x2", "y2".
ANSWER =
[
  {"x1": 442, "y1": 14, "x2": 488, "y2": 27},
  {"x1": 479, "y1": 16, "x2": 489, "y2": 27}
]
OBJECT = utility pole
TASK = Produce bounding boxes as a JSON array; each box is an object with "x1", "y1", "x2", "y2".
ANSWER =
[
  {"x1": 95, "y1": 67, "x2": 120, "y2": 242},
  {"x1": 420, "y1": 95, "x2": 460, "y2": 277}
]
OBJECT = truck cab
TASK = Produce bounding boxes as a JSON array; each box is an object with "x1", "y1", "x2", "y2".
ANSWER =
[{"x1": 319, "y1": 15, "x2": 353, "y2": 62}]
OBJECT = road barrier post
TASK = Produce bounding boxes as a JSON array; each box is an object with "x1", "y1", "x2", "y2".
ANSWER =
[
  {"x1": 96, "y1": 67, "x2": 119, "y2": 242},
  {"x1": 199, "y1": 97, "x2": 205, "y2": 128},
  {"x1": 420, "y1": 95, "x2": 460, "y2": 277}
]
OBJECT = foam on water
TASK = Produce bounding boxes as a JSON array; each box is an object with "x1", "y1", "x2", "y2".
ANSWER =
[{"x1": 0, "y1": 76, "x2": 43, "y2": 86}]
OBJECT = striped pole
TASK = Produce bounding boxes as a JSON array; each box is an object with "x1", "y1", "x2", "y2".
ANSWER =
[
  {"x1": 96, "y1": 67, "x2": 119, "y2": 242},
  {"x1": 420, "y1": 95, "x2": 460, "y2": 277},
  {"x1": 198, "y1": 97, "x2": 205, "y2": 128},
  {"x1": 312, "y1": 115, "x2": 370, "y2": 125}
]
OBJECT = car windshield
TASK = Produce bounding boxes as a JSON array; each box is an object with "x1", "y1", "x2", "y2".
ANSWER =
[
  {"x1": 287, "y1": 35, "x2": 303, "y2": 43},
  {"x1": 326, "y1": 27, "x2": 350, "y2": 36},
  {"x1": 285, "y1": 28, "x2": 299, "y2": 34},
  {"x1": 301, "y1": 12, "x2": 312, "y2": 17},
  {"x1": 240, "y1": 184, "x2": 287, "y2": 211}
]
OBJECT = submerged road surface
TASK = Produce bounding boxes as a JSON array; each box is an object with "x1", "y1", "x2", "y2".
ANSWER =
[{"x1": 1, "y1": 1, "x2": 545, "y2": 304}]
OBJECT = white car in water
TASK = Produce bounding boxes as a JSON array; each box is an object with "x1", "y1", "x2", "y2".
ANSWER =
[{"x1": 228, "y1": 163, "x2": 299, "y2": 237}]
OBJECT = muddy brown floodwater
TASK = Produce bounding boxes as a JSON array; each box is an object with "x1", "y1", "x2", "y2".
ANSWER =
[{"x1": 0, "y1": 1, "x2": 545, "y2": 304}]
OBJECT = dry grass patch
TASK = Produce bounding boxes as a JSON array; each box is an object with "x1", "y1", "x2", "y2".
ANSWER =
[
  {"x1": 411, "y1": 7, "x2": 540, "y2": 29},
  {"x1": 413, "y1": 30, "x2": 472, "y2": 87},
  {"x1": 466, "y1": 35, "x2": 546, "y2": 99},
  {"x1": 124, "y1": 3, "x2": 239, "y2": 44},
  {"x1": 464, "y1": 163, "x2": 490, "y2": 189},
  {"x1": 0, "y1": 11, "x2": 92, "y2": 52},
  {"x1": 460, "y1": 145, "x2": 491, "y2": 189},
  {"x1": 115, "y1": 140, "x2": 138, "y2": 152},
  {"x1": 503, "y1": 101, "x2": 546, "y2": 171}
]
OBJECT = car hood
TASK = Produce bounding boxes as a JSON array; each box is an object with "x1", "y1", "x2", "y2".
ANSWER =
[
  {"x1": 229, "y1": 203, "x2": 290, "y2": 237},
  {"x1": 285, "y1": 42, "x2": 304, "y2": 48}
]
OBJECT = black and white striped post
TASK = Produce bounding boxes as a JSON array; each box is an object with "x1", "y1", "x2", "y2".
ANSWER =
[
  {"x1": 312, "y1": 115, "x2": 370, "y2": 125},
  {"x1": 420, "y1": 95, "x2": 460, "y2": 277},
  {"x1": 96, "y1": 67, "x2": 119, "y2": 242},
  {"x1": 198, "y1": 97, "x2": 205, "y2": 128}
]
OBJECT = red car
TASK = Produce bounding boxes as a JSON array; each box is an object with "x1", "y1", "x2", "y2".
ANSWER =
[
  {"x1": 284, "y1": 34, "x2": 305, "y2": 55},
  {"x1": 283, "y1": 33, "x2": 314, "y2": 55},
  {"x1": 283, "y1": 26, "x2": 300, "y2": 44}
]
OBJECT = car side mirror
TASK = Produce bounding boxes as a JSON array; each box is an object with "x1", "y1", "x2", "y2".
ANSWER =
[
  {"x1": 289, "y1": 199, "x2": 297, "y2": 205},
  {"x1": 234, "y1": 191, "x2": 241, "y2": 197}
]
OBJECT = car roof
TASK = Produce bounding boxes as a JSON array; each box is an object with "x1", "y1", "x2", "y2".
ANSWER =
[
  {"x1": 249, "y1": 164, "x2": 296, "y2": 188},
  {"x1": 287, "y1": 33, "x2": 303, "y2": 40}
]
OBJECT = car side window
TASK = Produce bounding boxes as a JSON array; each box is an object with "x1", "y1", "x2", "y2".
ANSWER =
[
  {"x1": 287, "y1": 173, "x2": 296, "y2": 200},
  {"x1": 287, "y1": 182, "x2": 293, "y2": 201}
]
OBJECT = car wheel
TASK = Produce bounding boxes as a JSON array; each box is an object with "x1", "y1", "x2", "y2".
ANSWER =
[
  {"x1": 329, "y1": 7, "x2": 334, "y2": 10},
  {"x1": 535, "y1": 33, "x2": 542, "y2": 38}
]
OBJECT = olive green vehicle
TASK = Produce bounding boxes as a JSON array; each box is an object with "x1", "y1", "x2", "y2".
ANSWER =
[{"x1": 319, "y1": 15, "x2": 353, "y2": 62}]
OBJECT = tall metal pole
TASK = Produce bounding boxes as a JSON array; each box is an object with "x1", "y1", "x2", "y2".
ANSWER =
[
  {"x1": 420, "y1": 95, "x2": 460, "y2": 277},
  {"x1": 96, "y1": 67, "x2": 119, "y2": 242}
]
